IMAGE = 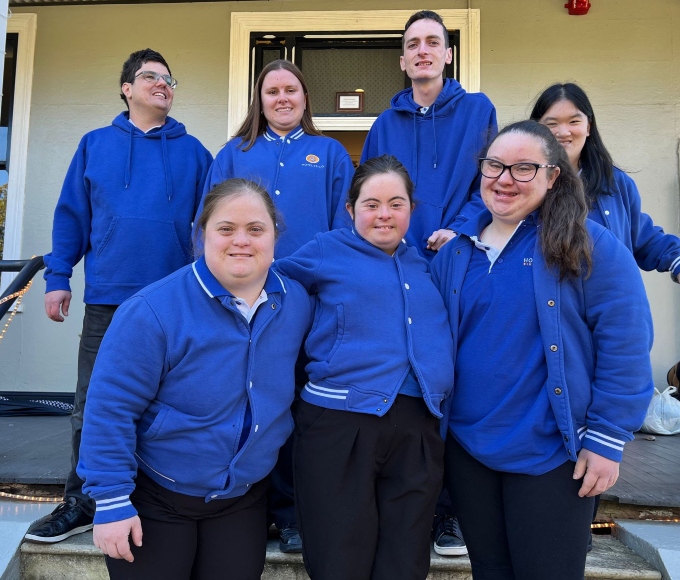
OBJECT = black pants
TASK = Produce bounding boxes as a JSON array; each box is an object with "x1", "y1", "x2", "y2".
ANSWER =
[
  {"x1": 106, "y1": 471, "x2": 269, "y2": 580},
  {"x1": 294, "y1": 396, "x2": 443, "y2": 580},
  {"x1": 65, "y1": 304, "x2": 118, "y2": 516},
  {"x1": 445, "y1": 435, "x2": 594, "y2": 580}
]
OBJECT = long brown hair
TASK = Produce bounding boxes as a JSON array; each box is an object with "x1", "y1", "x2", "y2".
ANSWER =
[
  {"x1": 233, "y1": 60, "x2": 322, "y2": 151},
  {"x1": 486, "y1": 121, "x2": 592, "y2": 279}
]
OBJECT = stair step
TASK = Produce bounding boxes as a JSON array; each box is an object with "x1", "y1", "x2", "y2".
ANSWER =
[{"x1": 21, "y1": 533, "x2": 660, "y2": 580}]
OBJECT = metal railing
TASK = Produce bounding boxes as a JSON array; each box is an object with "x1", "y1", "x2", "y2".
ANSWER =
[{"x1": 0, "y1": 256, "x2": 45, "y2": 318}]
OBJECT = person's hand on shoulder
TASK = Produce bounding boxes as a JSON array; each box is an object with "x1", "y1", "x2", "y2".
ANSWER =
[
  {"x1": 44, "y1": 290, "x2": 72, "y2": 322},
  {"x1": 573, "y1": 448, "x2": 620, "y2": 497},
  {"x1": 427, "y1": 229, "x2": 457, "y2": 252},
  {"x1": 93, "y1": 516, "x2": 143, "y2": 562}
]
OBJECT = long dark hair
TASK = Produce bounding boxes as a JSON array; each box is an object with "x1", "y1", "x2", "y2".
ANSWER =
[
  {"x1": 486, "y1": 121, "x2": 592, "y2": 279},
  {"x1": 530, "y1": 83, "x2": 615, "y2": 204},
  {"x1": 233, "y1": 60, "x2": 322, "y2": 151}
]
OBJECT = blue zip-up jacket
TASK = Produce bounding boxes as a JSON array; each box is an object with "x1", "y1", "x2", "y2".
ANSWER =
[
  {"x1": 199, "y1": 126, "x2": 354, "y2": 259},
  {"x1": 590, "y1": 167, "x2": 680, "y2": 281},
  {"x1": 44, "y1": 112, "x2": 213, "y2": 304},
  {"x1": 274, "y1": 229, "x2": 454, "y2": 418},
  {"x1": 77, "y1": 257, "x2": 313, "y2": 524},
  {"x1": 430, "y1": 210, "x2": 654, "y2": 463},
  {"x1": 361, "y1": 79, "x2": 497, "y2": 261}
]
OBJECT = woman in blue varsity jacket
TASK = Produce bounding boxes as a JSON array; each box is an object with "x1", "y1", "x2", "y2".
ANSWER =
[
  {"x1": 274, "y1": 155, "x2": 454, "y2": 580},
  {"x1": 430, "y1": 121, "x2": 654, "y2": 580},
  {"x1": 531, "y1": 82, "x2": 680, "y2": 281},
  {"x1": 198, "y1": 59, "x2": 354, "y2": 552},
  {"x1": 77, "y1": 179, "x2": 312, "y2": 580}
]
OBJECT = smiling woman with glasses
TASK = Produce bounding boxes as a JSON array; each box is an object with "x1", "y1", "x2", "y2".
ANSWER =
[{"x1": 430, "y1": 120, "x2": 654, "y2": 580}]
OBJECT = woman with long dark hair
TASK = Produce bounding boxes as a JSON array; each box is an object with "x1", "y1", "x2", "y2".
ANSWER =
[
  {"x1": 530, "y1": 82, "x2": 680, "y2": 282},
  {"x1": 431, "y1": 121, "x2": 654, "y2": 579}
]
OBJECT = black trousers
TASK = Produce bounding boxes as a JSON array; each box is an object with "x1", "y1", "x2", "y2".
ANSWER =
[
  {"x1": 65, "y1": 304, "x2": 118, "y2": 516},
  {"x1": 294, "y1": 396, "x2": 444, "y2": 580},
  {"x1": 445, "y1": 434, "x2": 595, "y2": 580},
  {"x1": 106, "y1": 471, "x2": 269, "y2": 580}
]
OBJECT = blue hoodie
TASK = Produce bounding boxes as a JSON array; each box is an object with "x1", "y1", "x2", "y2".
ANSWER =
[
  {"x1": 77, "y1": 257, "x2": 313, "y2": 524},
  {"x1": 44, "y1": 112, "x2": 213, "y2": 305},
  {"x1": 361, "y1": 79, "x2": 497, "y2": 261},
  {"x1": 199, "y1": 126, "x2": 354, "y2": 259}
]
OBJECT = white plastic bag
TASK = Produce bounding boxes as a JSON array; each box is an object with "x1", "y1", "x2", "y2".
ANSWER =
[{"x1": 640, "y1": 386, "x2": 680, "y2": 435}]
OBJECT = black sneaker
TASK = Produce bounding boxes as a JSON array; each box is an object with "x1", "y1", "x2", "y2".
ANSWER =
[
  {"x1": 433, "y1": 515, "x2": 467, "y2": 556},
  {"x1": 278, "y1": 524, "x2": 302, "y2": 554},
  {"x1": 24, "y1": 497, "x2": 93, "y2": 543}
]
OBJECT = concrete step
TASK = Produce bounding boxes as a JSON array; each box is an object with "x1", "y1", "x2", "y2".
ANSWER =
[{"x1": 20, "y1": 533, "x2": 661, "y2": 580}]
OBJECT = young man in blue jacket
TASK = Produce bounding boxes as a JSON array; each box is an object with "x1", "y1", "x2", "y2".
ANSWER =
[
  {"x1": 361, "y1": 10, "x2": 497, "y2": 556},
  {"x1": 25, "y1": 48, "x2": 213, "y2": 544},
  {"x1": 361, "y1": 10, "x2": 497, "y2": 264}
]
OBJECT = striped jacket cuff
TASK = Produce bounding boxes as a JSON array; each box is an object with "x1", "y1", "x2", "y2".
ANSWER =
[
  {"x1": 580, "y1": 428, "x2": 627, "y2": 462},
  {"x1": 93, "y1": 495, "x2": 138, "y2": 525},
  {"x1": 670, "y1": 256, "x2": 680, "y2": 283}
]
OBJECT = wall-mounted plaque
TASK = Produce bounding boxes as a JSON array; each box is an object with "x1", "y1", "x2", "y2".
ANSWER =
[{"x1": 335, "y1": 92, "x2": 364, "y2": 113}]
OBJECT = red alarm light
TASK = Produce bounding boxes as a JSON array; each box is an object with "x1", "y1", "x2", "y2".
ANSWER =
[{"x1": 565, "y1": 0, "x2": 591, "y2": 15}]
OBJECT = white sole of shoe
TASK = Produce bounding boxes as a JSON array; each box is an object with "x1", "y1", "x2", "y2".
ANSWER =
[
  {"x1": 24, "y1": 523, "x2": 94, "y2": 544},
  {"x1": 434, "y1": 543, "x2": 468, "y2": 557}
]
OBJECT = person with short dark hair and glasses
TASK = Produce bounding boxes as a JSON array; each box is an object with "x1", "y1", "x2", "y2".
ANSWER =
[{"x1": 26, "y1": 48, "x2": 212, "y2": 544}]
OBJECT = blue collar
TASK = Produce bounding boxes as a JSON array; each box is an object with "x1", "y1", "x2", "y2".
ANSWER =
[
  {"x1": 191, "y1": 255, "x2": 287, "y2": 299},
  {"x1": 263, "y1": 125, "x2": 305, "y2": 142}
]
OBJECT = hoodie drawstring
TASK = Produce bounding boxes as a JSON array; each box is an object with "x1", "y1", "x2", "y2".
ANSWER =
[
  {"x1": 124, "y1": 128, "x2": 133, "y2": 189},
  {"x1": 161, "y1": 132, "x2": 173, "y2": 201},
  {"x1": 431, "y1": 104, "x2": 438, "y2": 169}
]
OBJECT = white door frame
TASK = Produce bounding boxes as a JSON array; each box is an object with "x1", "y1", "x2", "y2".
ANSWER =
[
  {"x1": 1, "y1": 13, "x2": 37, "y2": 294},
  {"x1": 228, "y1": 9, "x2": 481, "y2": 137}
]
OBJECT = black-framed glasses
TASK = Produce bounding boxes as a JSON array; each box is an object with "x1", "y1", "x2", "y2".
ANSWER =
[
  {"x1": 134, "y1": 70, "x2": 178, "y2": 90},
  {"x1": 479, "y1": 158, "x2": 557, "y2": 182}
]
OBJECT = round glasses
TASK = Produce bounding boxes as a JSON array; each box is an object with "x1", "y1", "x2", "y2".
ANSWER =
[
  {"x1": 134, "y1": 71, "x2": 178, "y2": 90},
  {"x1": 479, "y1": 158, "x2": 557, "y2": 182}
]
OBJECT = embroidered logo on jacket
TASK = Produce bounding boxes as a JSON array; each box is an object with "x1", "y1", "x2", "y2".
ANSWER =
[
  {"x1": 523, "y1": 258, "x2": 533, "y2": 266},
  {"x1": 302, "y1": 153, "x2": 325, "y2": 169}
]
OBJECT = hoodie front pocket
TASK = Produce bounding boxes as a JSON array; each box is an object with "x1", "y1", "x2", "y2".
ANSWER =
[{"x1": 95, "y1": 217, "x2": 189, "y2": 285}]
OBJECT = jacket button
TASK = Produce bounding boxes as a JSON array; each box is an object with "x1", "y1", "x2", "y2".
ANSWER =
[
  {"x1": 456, "y1": 250, "x2": 461, "y2": 255},
  {"x1": 550, "y1": 345, "x2": 558, "y2": 352},
  {"x1": 554, "y1": 388, "x2": 562, "y2": 395},
  {"x1": 275, "y1": 190, "x2": 281, "y2": 195},
  {"x1": 405, "y1": 283, "x2": 410, "y2": 289},
  {"x1": 280, "y1": 162, "x2": 284, "y2": 166},
  {"x1": 604, "y1": 210, "x2": 610, "y2": 215},
  {"x1": 567, "y1": 449, "x2": 572, "y2": 455},
  {"x1": 548, "y1": 300, "x2": 555, "y2": 307},
  {"x1": 271, "y1": 304, "x2": 276, "y2": 310},
  {"x1": 211, "y1": 495, "x2": 218, "y2": 499},
  {"x1": 408, "y1": 317, "x2": 412, "y2": 324},
  {"x1": 383, "y1": 398, "x2": 388, "y2": 403},
  {"x1": 453, "y1": 289, "x2": 457, "y2": 294},
  {"x1": 564, "y1": 435, "x2": 569, "y2": 442},
  {"x1": 377, "y1": 408, "x2": 381, "y2": 412}
]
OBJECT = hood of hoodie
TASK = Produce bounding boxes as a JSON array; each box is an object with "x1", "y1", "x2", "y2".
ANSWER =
[
  {"x1": 112, "y1": 112, "x2": 187, "y2": 200},
  {"x1": 387, "y1": 78, "x2": 467, "y2": 182},
  {"x1": 390, "y1": 77, "x2": 467, "y2": 116}
]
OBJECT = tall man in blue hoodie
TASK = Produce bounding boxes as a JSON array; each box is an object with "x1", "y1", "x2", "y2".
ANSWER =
[
  {"x1": 361, "y1": 10, "x2": 497, "y2": 262},
  {"x1": 25, "y1": 49, "x2": 213, "y2": 544},
  {"x1": 360, "y1": 10, "x2": 497, "y2": 557}
]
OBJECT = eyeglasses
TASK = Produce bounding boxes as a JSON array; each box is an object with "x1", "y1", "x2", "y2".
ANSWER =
[
  {"x1": 479, "y1": 158, "x2": 557, "y2": 182},
  {"x1": 134, "y1": 71, "x2": 178, "y2": 90}
]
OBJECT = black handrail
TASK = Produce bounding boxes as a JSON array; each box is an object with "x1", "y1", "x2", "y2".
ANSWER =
[{"x1": 0, "y1": 256, "x2": 45, "y2": 318}]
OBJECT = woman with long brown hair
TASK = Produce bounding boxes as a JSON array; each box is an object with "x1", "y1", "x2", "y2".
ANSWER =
[{"x1": 431, "y1": 120, "x2": 654, "y2": 579}]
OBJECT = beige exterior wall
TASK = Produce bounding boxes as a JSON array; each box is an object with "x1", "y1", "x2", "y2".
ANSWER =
[{"x1": 3, "y1": 0, "x2": 679, "y2": 392}]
